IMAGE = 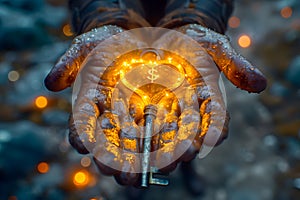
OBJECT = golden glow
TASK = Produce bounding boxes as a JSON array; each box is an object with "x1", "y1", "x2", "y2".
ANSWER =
[
  {"x1": 90, "y1": 197, "x2": 103, "y2": 200},
  {"x1": 81, "y1": 156, "x2": 91, "y2": 167},
  {"x1": 228, "y1": 16, "x2": 240, "y2": 28},
  {"x1": 122, "y1": 61, "x2": 128, "y2": 67},
  {"x1": 161, "y1": 130, "x2": 175, "y2": 142},
  {"x1": 113, "y1": 49, "x2": 192, "y2": 108},
  {"x1": 37, "y1": 162, "x2": 49, "y2": 174},
  {"x1": 63, "y1": 24, "x2": 73, "y2": 37},
  {"x1": 119, "y1": 70, "x2": 125, "y2": 78},
  {"x1": 122, "y1": 138, "x2": 137, "y2": 151},
  {"x1": 281, "y1": 7, "x2": 292, "y2": 18},
  {"x1": 238, "y1": 34, "x2": 251, "y2": 48},
  {"x1": 8, "y1": 70, "x2": 20, "y2": 82},
  {"x1": 35, "y1": 96, "x2": 48, "y2": 109},
  {"x1": 73, "y1": 170, "x2": 90, "y2": 187}
]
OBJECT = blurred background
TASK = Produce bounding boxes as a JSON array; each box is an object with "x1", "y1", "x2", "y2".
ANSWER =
[{"x1": 0, "y1": 0, "x2": 299, "y2": 199}]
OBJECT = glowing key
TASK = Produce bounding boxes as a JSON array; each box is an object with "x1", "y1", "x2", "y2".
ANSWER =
[
  {"x1": 238, "y1": 34, "x2": 251, "y2": 48},
  {"x1": 35, "y1": 96, "x2": 48, "y2": 109},
  {"x1": 281, "y1": 7, "x2": 292, "y2": 19},
  {"x1": 37, "y1": 162, "x2": 49, "y2": 174}
]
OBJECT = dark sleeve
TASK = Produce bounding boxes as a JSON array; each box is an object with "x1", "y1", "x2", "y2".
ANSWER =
[
  {"x1": 157, "y1": 0, "x2": 234, "y2": 34},
  {"x1": 68, "y1": 0, "x2": 150, "y2": 34}
]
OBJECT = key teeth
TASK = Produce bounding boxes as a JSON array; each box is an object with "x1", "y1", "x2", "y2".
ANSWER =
[
  {"x1": 149, "y1": 167, "x2": 169, "y2": 186},
  {"x1": 140, "y1": 167, "x2": 169, "y2": 187}
]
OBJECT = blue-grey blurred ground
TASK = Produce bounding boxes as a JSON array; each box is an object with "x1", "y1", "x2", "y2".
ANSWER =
[{"x1": 0, "y1": 0, "x2": 299, "y2": 199}]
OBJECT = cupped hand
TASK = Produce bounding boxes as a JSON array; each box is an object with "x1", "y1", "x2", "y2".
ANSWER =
[{"x1": 44, "y1": 24, "x2": 267, "y2": 186}]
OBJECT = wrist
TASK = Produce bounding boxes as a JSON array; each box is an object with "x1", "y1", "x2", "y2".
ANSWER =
[
  {"x1": 157, "y1": 0, "x2": 234, "y2": 34},
  {"x1": 69, "y1": 0, "x2": 150, "y2": 34}
]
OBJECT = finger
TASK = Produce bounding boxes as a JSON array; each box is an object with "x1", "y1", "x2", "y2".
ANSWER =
[
  {"x1": 178, "y1": 24, "x2": 267, "y2": 93},
  {"x1": 155, "y1": 113, "x2": 178, "y2": 173},
  {"x1": 153, "y1": 93, "x2": 180, "y2": 172},
  {"x1": 71, "y1": 81, "x2": 113, "y2": 155},
  {"x1": 181, "y1": 43, "x2": 228, "y2": 151},
  {"x1": 114, "y1": 152, "x2": 139, "y2": 186},
  {"x1": 94, "y1": 143, "x2": 122, "y2": 176},
  {"x1": 115, "y1": 96, "x2": 141, "y2": 185},
  {"x1": 72, "y1": 84, "x2": 108, "y2": 153},
  {"x1": 209, "y1": 36, "x2": 267, "y2": 93},
  {"x1": 44, "y1": 26, "x2": 124, "y2": 91},
  {"x1": 116, "y1": 129, "x2": 140, "y2": 185},
  {"x1": 175, "y1": 88, "x2": 201, "y2": 162},
  {"x1": 95, "y1": 98, "x2": 141, "y2": 185},
  {"x1": 190, "y1": 63, "x2": 228, "y2": 147},
  {"x1": 199, "y1": 98, "x2": 230, "y2": 146},
  {"x1": 69, "y1": 113, "x2": 89, "y2": 154},
  {"x1": 215, "y1": 111, "x2": 230, "y2": 146},
  {"x1": 93, "y1": 111, "x2": 122, "y2": 176}
]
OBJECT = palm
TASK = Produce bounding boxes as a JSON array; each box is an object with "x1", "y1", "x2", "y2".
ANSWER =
[{"x1": 45, "y1": 24, "x2": 266, "y2": 186}]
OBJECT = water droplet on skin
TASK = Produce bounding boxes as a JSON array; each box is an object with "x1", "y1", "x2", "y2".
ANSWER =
[
  {"x1": 74, "y1": 38, "x2": 82, "y2": 44},
  {"x1": 67, "y1": 50, "x2": 73, "y2": 57}
]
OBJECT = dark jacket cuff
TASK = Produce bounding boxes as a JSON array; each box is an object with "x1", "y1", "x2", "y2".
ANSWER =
[
  {"x1": 157, "y1": 0, "x2": 234, "y2": 34},
  {"x1": 69, "y1": 0, "x2": 150, "y2": 34}
]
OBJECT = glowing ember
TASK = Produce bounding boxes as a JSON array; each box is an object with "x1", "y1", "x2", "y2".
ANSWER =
[
  {"x1": 35, "y1": 96, "x2": 48, "y2": 109},
  {"x1": 228, "y1": 16, "x2": 240, "y2": 28},
  {"x1": 37, "y1": 162, "x2": 49, "y2": 174},
  {"x1": 73, "y1": 170, "x2": 89, "y2": 187},
  {"x1": 63, "y1": 24, "x2": 74, "y2": 37},
  {"x1": 281, "y1": 7, "x2": 293, "y2": 19}
]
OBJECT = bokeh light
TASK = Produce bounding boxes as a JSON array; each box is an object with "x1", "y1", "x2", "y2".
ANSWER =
[
  {"x1": 238, "y1": 34, "x2": 252, "y2": 48},
  {"x1": 229, "y1": 16, "x2": 240, "y2": 28},
  {"x1": 90, "y1": 198, "x2": 103, "y2": 200},
  {"x1": 281, "y1": 6, "x2": 293, "y2": 18},
  {"x1": 37, "y1": 162, "x2": 49, "y2": 174},
  {"x1": 8, "y1": 196, "x2": 18, "y2": 200},
  {"x1": 35, "y1": 96, "x2": 48, "y2": 109},
  {"x1": 73, "y1": 170, "x2": 90, "y2": 187},
  {"x1": 81, "y1": 156, "x2": 91, "y2": 167},
  {"x1": 63, "y1": 24, "x2": 74, "y2": 37},
  {"x1": 8, "y1": 70, "x2": 20, "y2": 82}
]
